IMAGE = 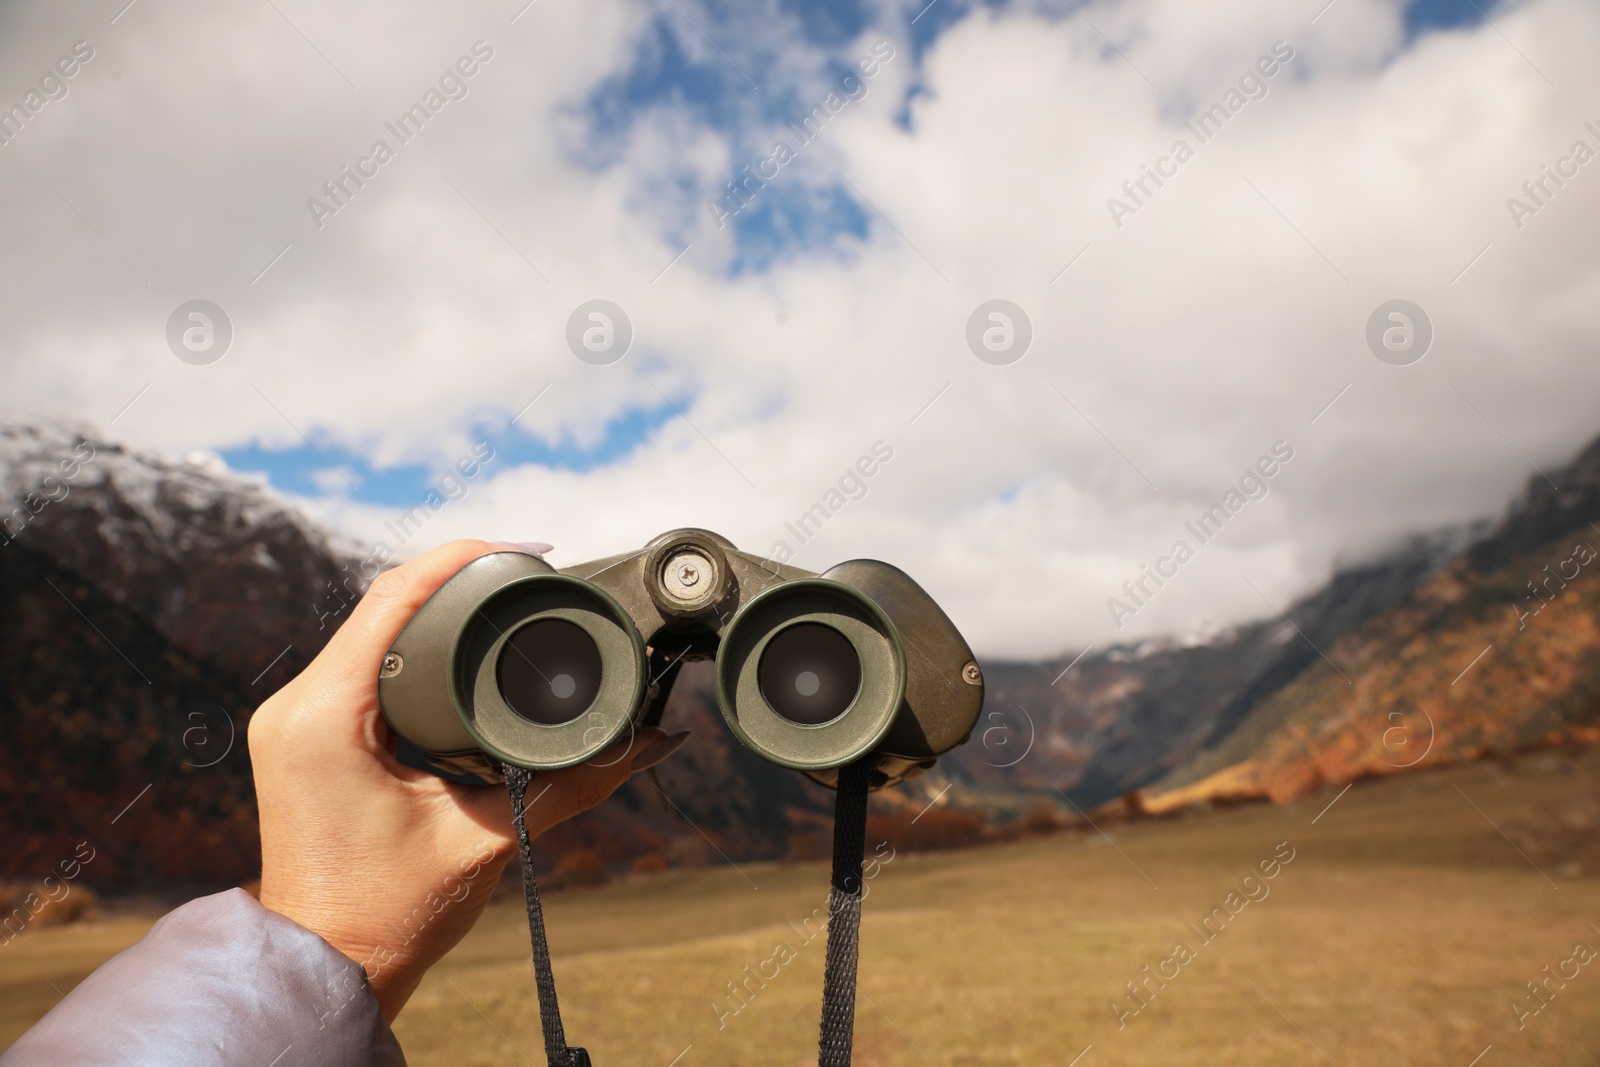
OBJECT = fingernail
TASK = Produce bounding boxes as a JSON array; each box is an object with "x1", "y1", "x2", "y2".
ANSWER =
[
  {"x1": 630, "y1": 731, "x2": 690, "y2": 774},
  {"x1": 491, "y1": 541, "x2": 554, "y2": 557}
]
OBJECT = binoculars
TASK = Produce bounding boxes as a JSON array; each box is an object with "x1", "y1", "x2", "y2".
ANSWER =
[{"x1": 378, "y1": 528, "x2": 984, "y2": 789}]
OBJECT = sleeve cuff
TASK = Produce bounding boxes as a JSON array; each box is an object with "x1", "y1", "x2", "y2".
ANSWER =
[{"x1": 0, "y1": 888, "x2": 405, "y2": 1067}]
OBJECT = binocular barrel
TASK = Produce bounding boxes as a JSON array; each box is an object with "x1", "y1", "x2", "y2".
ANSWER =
[{"x1": 378, "y1": 528, "x2": 983, "y2": 789}]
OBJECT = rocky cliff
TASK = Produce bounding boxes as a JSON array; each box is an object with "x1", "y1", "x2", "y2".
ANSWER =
[{"x1": 1141, "y1": 434, "x2": 1600, "y2": 809}]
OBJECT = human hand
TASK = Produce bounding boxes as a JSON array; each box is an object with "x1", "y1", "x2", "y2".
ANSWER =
[{"x1": 249, "y1": 540, "x2": 685, "y2": 1021}]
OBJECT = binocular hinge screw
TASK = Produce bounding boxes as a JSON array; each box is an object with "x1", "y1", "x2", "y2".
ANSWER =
[
  {"x1": 961, "y1": 662, "x2": 982, "y2": 685},
  {"x1": 381, "y1": 652, "x2": 404, "y2": 678}
]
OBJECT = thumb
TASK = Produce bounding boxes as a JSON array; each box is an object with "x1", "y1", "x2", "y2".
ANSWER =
[
  {"x1": 522, "y1": 727, "x2": 677, "y2": 836},
  {"x1": 448, "y1": 727, "x2": 674, "y2": 861}
]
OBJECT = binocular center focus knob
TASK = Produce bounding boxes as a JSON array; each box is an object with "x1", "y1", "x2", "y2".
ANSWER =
[
  {"x1": 646, "y1": 531, "x2": 732, "y2": 618},
  {"x1": 663, "y1": 551, "x2": 709, "y2": 600}
]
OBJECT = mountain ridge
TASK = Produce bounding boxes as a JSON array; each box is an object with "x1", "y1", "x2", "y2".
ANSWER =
[
  {"x1": 1140, "y1": 434, "x2": 1600, "y2": 809},
  {"x1": 4, "y1": 419, "x2": 1599, "y2": 890}
]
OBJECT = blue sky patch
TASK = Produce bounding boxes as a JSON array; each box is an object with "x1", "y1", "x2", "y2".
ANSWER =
[
  {"x1": 478, "y1": 401, "x2": 680, "y2": 475},
  {"x1": 1403, "y1": 0, "x2": 1495, "y2": 39},
  {"x1": 577, "y1": 0, "x2": 927, "y2": 272},
  {"x1": 780, "y1": 0, "x2": 872, "y2": 46},
  {"x1": 221, "y1": 401, "x2": 680, "y2": 506},
  {"x1": 725, "y1": 182, "x2": 870, "y2": 273},
  {"x1": 580, "y1": 14, "x2": 753, "y2": 169},
  {"x1": 578, "y1": 0, "x2": 1488, "y2": 272}
]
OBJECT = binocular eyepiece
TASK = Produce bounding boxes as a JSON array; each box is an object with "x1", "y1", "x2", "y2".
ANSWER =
[{"x1": 379, "y1": 528, "x2": 983, "y2": 789}]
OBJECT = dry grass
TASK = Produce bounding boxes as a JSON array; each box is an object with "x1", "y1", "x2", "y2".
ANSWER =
[
  {"x1": 7, "y1": 747, "x2": 1600, "y2": 1065},
  {"x1": 0, "y1": 913, "x2": 153, "y2": 1050}
]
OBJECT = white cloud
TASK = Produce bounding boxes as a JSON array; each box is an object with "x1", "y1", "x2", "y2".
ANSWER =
[{"x1": 1, "y1": 0, "x2": 1597, "y2": 657}]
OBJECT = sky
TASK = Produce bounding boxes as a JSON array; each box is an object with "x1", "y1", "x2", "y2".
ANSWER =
[{"x1": 0, "y1": 0, "x2": 1597, "y2": 658}]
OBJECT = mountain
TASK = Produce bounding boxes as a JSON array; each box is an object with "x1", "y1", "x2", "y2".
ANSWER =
[
  {"x1": 932, "y1": 434, "x2": 1600, "y2": 813},
  {"x1": 1, "y1": 534, "x2": 264, "y2": 888},
  {"x1": 0, "y1": 421, "x2": 842, "y2": 892},
  {"x1": 1140, "y1": 434, "x2": 1600, "y2": 810},
  {"x1": 5, "y1": 417, "x2": 1600, "y2": 893},
  {"x1": 936, "y1": 528, "x2": 1479, "y2": 810},
  {"x1": 0, "y1": 423, "x2": 365, "y2": 688},
  {"x1": 0, "y1": 422, "x2": 370, "y2": 891}
]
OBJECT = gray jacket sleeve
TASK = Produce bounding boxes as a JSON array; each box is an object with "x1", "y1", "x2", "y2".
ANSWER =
[{"x1": 0, "y1": 888, "x2": 405, "y2": 1067}]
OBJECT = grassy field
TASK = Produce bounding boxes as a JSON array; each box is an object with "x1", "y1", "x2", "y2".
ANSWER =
[{"x1": 6, "y1": 746, "x2": 1600, "y2": 1066}]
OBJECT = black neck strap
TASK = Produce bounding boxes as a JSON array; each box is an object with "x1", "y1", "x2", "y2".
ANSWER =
[
  {"x1": 503, "y1": 764, "x2": 589, "y2": 1067},
  {"x1": 502, "y1": 759, "x2": 873, "y2": 1067},
  {"x1": 817, "y1": 759, "x2": 871, "y2": 1067}
]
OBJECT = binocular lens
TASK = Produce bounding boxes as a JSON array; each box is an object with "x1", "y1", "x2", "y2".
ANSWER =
[
  {"x1": 715, "y1": 578, "x2": 904, "y2": 771},
  {"x1": 496, "y1": 618, "x2": 603, "y2": 726},
  {"x1": 757, "y1": 622, "x2": 861, "y2": 725}
]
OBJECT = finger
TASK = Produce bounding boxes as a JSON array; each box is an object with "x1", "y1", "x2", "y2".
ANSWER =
[
  {"x1": 320, "y1": 539, "x2": 503, "y2": 676},
  {"x1": 489, "y1": 541, "x2": 553, "y2": 556},
  {"x1": 452, "y1": 728, "x2": 669, "y2": 847},
  {"x1": 523, "y1": 728, "x2": 668, "y2": 837}
]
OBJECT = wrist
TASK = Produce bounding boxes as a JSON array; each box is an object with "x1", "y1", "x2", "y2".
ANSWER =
[
  {"x1": 259, "y1": 860, "x2": 510, "y2": 1023},
  {"x1": 259, "y1": 886, "x2": 417, "y2": 1020}
]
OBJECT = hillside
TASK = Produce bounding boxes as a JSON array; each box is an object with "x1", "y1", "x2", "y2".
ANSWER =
[
  {"x1": 5, "y1": 417, "x2": 1600, "y2": 892},
  {"x1": 1145, "y1": 434, "x2": 1600, "y2": 809},
  {"x1": 0, "y1": 422, "x2": 358, "y2": 889},
  {"x1": 945, "y1": 526, "x2": 1472, "y2": 809},
  {"x1": 0, "y1": 422, "x2": 844, "y2": 890}
]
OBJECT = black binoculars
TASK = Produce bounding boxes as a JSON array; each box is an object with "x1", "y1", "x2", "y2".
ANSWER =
[{"x1": 378, "y1": 528, "x2": 984, "y2": 789}]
